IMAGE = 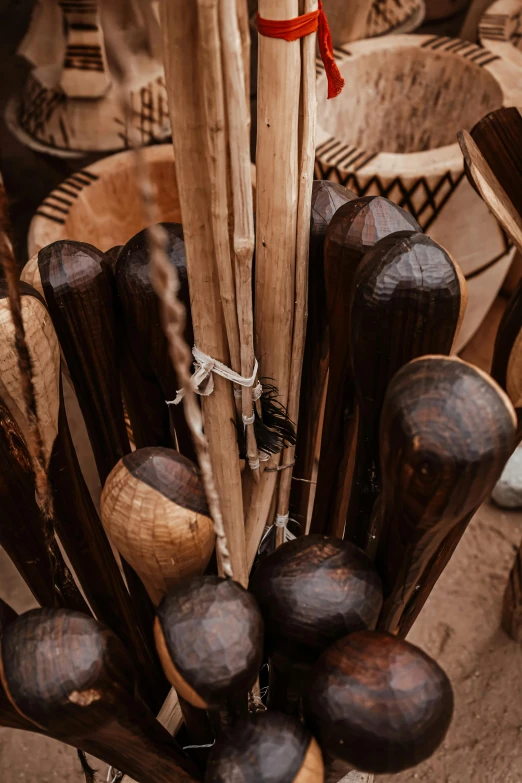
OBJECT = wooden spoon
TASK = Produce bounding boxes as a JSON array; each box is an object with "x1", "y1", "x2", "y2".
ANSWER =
[
  {"x1": 304, "y1": 631, "x2": 453, "y2": 774},
  {"x1": 205, "y1": 711, "x2": 324, "y2": 782},
  {"x1": 155, "y1": 575, "x2": 263, "y2": 727},
  {"x1": 375, "y1": 356, "x2": 516, "y2": 636},
  {"x1": 290, "y1": 181, "x2": 356, "y2": 533},
  {"x1": 310, "y1": 197, "x2": 420, "y2": 537},
  {"x1": 458, "y1": 128, "x2": 522, "y2": 255},
  {"x1": 249, "y1": 535, "x2": 382, "y2": 715},
  {"x1": 0, "y1": 282, "x2": 166, "y2": 709},
  {"x1": 0, "y1": 394, "x2": 87, "y2": 612},
  {"x1": 101, "y1": 447, "x2": 215, "y2": 606},
  {"x1": 469, "y1": 107, "x2": 522, "y2": 219},
  {"x1": 347, "y1": 233, "x2": 466, "y2": 554},
  {"x1": 489, "y1": 279, "x2": 522, "y2": 640},
  {"x1": 0, "y1": 608, "x2": 199, "y2": 783},
  {"x1": 0, "y1": 600, "x2": 41, "y2": 733},
  {"x1": 115, "y1": 224, "x2": 196, "y2": 459},
  {"x1": 36, "y1": 240, "x2": 130, "y2": 484}
]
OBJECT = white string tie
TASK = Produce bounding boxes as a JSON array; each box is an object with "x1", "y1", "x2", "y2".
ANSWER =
[
  {"x1": 242, "y1": 413, "x2": 255, "y2": 425},
  {"x1": 275, "y1": 514, "x2": 289, "y2": 528},
  {"x1": 168, "y1": 347, "x2": 258, "y2": 405}
]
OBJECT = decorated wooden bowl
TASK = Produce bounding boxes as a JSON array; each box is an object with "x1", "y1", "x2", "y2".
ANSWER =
[
  {"x1": 28, "y1": 145, "x2": 256, "y2": 257},
  {"x1": 27, "y1": 145, "x2": 181, "y2": 255},
  {"x1": 315, "y1": 34, "x2": 521, "y2": 350}
]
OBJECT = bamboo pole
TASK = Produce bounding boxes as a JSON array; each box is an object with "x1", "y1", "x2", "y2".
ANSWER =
[
  {"x1": 220, "y1": 0, "x2": 260, "y2": 479},
  {"x1": 160, "y1": 0, "x2": 248, "y2": 587},
  {"x1": 198, "y1": 0, "x2": 242, "y2": 381},
  {"x1": 236, "y1": 0, "x2": 252, "y2": 133},
  {"x1": 275, "y1": 0, "x2": 318, "y2": 546},
  {"x1": 248, "y1": 0, "x2": 301, "y2": 547}
]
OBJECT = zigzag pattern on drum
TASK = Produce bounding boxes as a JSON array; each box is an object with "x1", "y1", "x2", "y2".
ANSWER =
[
  {"x1": 315, "y1": 144, "x2": 465, "y2": 233},
  {"x1": 35, "y1": 170, "x2": 99, "y2": 225}
]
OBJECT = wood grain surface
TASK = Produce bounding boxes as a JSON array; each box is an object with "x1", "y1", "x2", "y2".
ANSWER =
[
  {"x1": 205, "y1": 711, "x2": 324, "y2": 782},
  {"x1": 310, "y1": 196, "x2": 420, "y2": 538},
  {"x1": 0, "y1": 609, "x2": 198, "y2": 783},
  {"x1": 346, "y1": 232, "x2": 464, "y2": 554},
  {"x1": 115, "y1": 224, "x2": 195, "y2": 458},
  {"x1": 492, "y1": 277, "x2": 522, "y2": 433},
  {"x1": 156, "y1": 576, "x2": 263, "y2": 709},
  {"x1": 250, "y1": 535, "x2": 382, "y2": 714},
  {"x1": 0, "y1": 394, "x2": 86, "y2": 612},
  {"x1": 0, "y1": 282, "x2": 166, "y2": 709},
  {"x1": 376, "y1": 356, "x2": 516, "y2": 636},
  {"x1": 304, "y1": 631, "x2": 453, "y2": 774},
  {"x1": 38, "y1": 240, "x2": 131, "y2": 484},
  {"x1": 101, "y1": 447, "x2": 215, "y2": 605},
  {"x1": 290, "y1": 181, "x2": 356, "y2": 533}
]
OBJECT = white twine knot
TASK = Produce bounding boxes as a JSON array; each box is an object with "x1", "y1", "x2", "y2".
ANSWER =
[
  {"x1": 274, "y1": 514, "x2": 296, "y2": 542},
  {"x1": 242, "y1": 413, "x2": 255, "y2": 425},
  {"x1": 168, "y1": 347, "x2": 258, "y2": 405}
]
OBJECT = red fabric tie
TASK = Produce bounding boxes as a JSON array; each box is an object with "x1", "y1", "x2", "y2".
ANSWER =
[{"x1": 256, "y1": 1, "x2": 345, "y2": 100}]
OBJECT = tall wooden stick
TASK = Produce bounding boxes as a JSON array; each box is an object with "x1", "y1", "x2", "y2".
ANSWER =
[
  {"x1": 160, "y1": 0, "x2": 248, "y2": 586},
  {"x1": 198, "y1": 0, "x2": 242, "y2": 382},
  {"x1": 220, "y1": 0, "x2": 260, "y2": 478},
  {"x1": 249, "y1": 0, "x2": 301, "y2": 544},
  {"x1": 275, "y1": 0, "x2": 318, "y2": 546},
  {"x1": 236, "y1": 0, "x2": 252, "y2": 134}
]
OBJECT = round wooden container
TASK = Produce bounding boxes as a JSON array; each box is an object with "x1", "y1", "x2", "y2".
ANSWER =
[
  {"x1": 315, "y1": 34, "x2": 521, "y2": 350},
  {"x1": 424, "y1": 0, "x2": 470, "y2": 20},
  {"x1": 27, "y1": 145, "x2": 181, "y2": 255},
  {"x1": 479, "y1": 0, "x2": 522, "y2": 296}
]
